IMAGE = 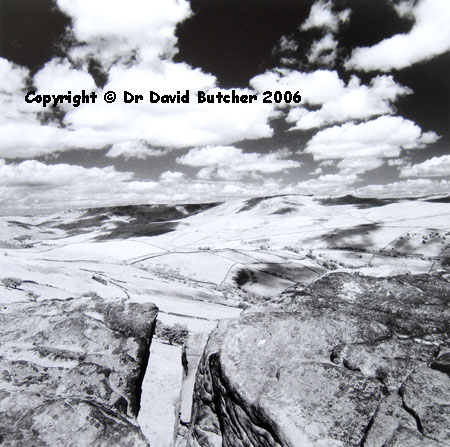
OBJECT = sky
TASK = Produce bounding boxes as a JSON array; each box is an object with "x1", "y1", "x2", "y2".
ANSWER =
[{"x1": 1, "y1": 0, "x2": 450, "y2": 214}]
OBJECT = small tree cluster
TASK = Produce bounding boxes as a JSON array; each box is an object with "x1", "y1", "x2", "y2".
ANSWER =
[
  {"x1": 2, "y1": 277, "x2": 22, "y2": 289},
  {"x1": 26, "y1": 291, "x2": 40, "y2": 301},
  {"x1": 155, "y1": 322, "x2": 189, "y2": 346}
]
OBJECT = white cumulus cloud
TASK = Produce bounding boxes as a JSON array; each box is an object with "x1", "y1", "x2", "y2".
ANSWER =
[
  {"x1": 251, "y1": 69, "x2": 344, "y2": 105},
  {"x1": 0, "y1": 1, "x2": 279, "y2": 160},
  {"x1": 33, "y1": 58, "x2": 96, "y2": 96},
  {"x1": 346, "y1": 0, "x2": 450, "y2": 71},
  {"x1": 301, "y1": 1, "x2": 350, "y2": 32},
  {"x1": 307, "y1": 34, "x2": 338, "y2": 65},
  {"x1": 0, "y1": 160, "x2": 163, "y2": 214},
  {"x1": 337, "y1": 157, "x2": 384, "y2": 175},
  {"x1": 106, "y1": 141, "x2": 165, "y2": 160},
  {"x1": 252, "y1": 69, "x2": 412, "y2": 130},
  {"x1": 400, "y1": 155, "x2": 450, "y2": 177},
  {"x1": 177, "y1": 146, "x2": 300, "y2": 180},
  {"x1": 160, "y1": 171, "x2": 185, "y2": 182},
  {"x1": 57, "y1": 0, "x2": 191, "y2": 67},
  {"x1": 304, "y1": 116, "x2": 439, "y2": 160},
  {"x1": 287, "y1": 74, "x2": 411, "y2": 130},
  {"x1": 295, "y1": 173, "x2": 359, "y2": 196},
  {"x1": 355, "y1": 179, "x2": 450, "y2": 198}
]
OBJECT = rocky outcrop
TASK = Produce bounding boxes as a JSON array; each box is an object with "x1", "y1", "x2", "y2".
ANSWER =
[
  {"x1": 187, "y1": 272, "x2": 450, "y2": 446},
  {"x1": 0, "y1": 295, "x2": 158, "y2": 446}
]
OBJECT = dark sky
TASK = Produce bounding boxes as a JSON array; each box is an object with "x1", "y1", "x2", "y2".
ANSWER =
[
  {"x1": 175, "y1": 0, "x2": 413, "y2": 87},
  {"x1": 0, "y1": 0, "x2": 70, "y2": 70}
]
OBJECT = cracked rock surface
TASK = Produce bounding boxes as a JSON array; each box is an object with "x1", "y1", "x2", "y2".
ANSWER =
[
  {"x1": 0, "y1": 295, "x2": 157, "y2": 446},
  {"x1": 187, "y1": 272, "x2": 450, "y2": 447}
]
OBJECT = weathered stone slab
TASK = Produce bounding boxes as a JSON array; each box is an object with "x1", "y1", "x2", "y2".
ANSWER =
[
  {"x1": 187, "y1": 272, "x2": 450, "y2": 447},
  {"x1": 0, "y1": 295, "x2": 158, "y2": 446}
]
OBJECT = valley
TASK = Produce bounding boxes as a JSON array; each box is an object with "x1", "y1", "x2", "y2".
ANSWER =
[{"x1": 1, "y1": 194, "x2": 449, "y2": 446}]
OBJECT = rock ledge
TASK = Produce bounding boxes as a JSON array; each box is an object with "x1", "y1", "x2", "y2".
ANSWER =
[
  {"x1": 187, "y1": 272, "x2": 450, "y2": 447},
  {"x1": 0, "y1": 295, "x2": 158, "y2": 446}
]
